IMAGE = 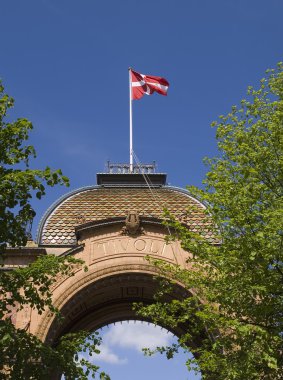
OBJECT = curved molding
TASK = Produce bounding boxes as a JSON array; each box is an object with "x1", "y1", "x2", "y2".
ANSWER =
[{"x1": 35, "y1": 263, "x2": 172, "y2": 342}]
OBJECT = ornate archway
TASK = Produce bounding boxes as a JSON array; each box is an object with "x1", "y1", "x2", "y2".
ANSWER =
[
  {"x1": 4, "y1": 170, "x2": 214, "y2": 377},
  {"x1": 37, "y1": 222, "x2": 194, "y2": 346}
]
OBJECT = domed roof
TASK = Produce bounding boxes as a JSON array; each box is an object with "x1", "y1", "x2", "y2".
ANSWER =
[{"x1": 37, "y1": 185, "x2": 213, "y2": 246}]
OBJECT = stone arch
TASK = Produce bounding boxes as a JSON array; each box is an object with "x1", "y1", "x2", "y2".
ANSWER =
[
  {"x1": 29, "y1": 223, "x2": 208, "y2": 380},
  {"x1": 33, "y1": 221, "x2": 196, "y2": 344},
  {"x1": 43, "y1": 269, "x2": 193, "y2": 346},
  {"x1": 44, "y1": 264, "x2": 204, "y2": 380},
  {"x1": 5, "y1": 173, "x2": 217, "y2": 378}
]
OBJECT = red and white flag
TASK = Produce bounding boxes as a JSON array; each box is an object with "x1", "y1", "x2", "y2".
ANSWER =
[{"x1": 131, "y1": 69, "x2": 169, "y2": 100}]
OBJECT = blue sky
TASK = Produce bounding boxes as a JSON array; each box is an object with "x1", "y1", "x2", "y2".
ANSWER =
[
  {"x1": 85, "y1": 322, "x2": 199, "y2": 380},
  {"x1": 1, "y1": 1, "x2": 283, "y2": 378},
  {"x1": 2, "y1": 0, "x2": 283, "y2": 229}
]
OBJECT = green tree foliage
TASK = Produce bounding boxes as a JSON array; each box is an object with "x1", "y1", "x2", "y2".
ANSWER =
[
  {"x1": 136, "y1": 63, "x2": 283, "y2": 379},
  {"x1": 0, "y1": 82, "x2": 108, "y2": 379},
  {"x1": 0, "y1": 82, "x2": 69, "y2": 249},
  {"x1": 0, "y1": 256, "x2": 109, "y2": 379}
]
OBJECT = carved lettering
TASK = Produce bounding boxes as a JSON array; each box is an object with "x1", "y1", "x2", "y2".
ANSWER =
[
  {"x1": 119, "y1": 238, "x2": 130, "y2": 252},
  {"x1": 134, "y1": 239, "x2": 146, "y2": 251},
  {"x1": 90, "y1": 237, "x2": 176, "y2": 262},
  {"x1": 106, "y1": 240, "x2": 117, "y2": 255},
  {"x1": 150, "y1": 240, "x2": 161, "y2": 254},
  {"x1": 91, "y1": 241, "x2": 106, "y2": 260},
  {"x1": 162, "y1": 243, "x2": 175, "y2": 259}
]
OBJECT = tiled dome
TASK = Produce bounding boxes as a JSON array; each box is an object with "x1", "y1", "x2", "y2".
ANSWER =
[{"x1": 37, "y1": 186, "x2": 214, "y2": 246}]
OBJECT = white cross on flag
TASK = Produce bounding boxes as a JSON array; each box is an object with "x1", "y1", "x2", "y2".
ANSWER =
[{"x1": 131, "y1": 69, "x2": 169, "y2": 100}]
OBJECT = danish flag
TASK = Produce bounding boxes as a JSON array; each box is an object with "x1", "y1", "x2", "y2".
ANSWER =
[{"x1": 131, "y1": 69, "x2": 169, "y2": 100}]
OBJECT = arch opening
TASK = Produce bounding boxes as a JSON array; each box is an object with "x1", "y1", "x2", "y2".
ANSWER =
[
  {"x1": 62, "y1": 320, "x2": 201, "y2": 380},
  {"x1": 43, "y1": 271, "x2": 206, "y2": 379},
  {"x1": 44, "y1": 272, "x2": 202, "y2": 347}
]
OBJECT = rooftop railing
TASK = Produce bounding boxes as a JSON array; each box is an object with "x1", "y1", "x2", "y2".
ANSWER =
[{"x1": 106, "y1": 161, "x2": 156, "y2": 174}]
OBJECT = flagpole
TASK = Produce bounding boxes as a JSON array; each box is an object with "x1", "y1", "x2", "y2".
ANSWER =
[{"x1": 129, "y1": 67, "x2": 133, "y2": 173}]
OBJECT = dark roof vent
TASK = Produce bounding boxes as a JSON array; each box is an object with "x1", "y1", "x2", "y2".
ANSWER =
[
  {"x1": 97, "y1": 173, "x2": 167, "y2": 187},
  {"x1": 97, "y1": 161, "x2": 166, "y2": 187}
]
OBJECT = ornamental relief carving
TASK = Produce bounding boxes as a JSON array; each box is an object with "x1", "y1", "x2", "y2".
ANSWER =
[{"x1": 120, "y1": 211, "x2": 145, "y2": 236}]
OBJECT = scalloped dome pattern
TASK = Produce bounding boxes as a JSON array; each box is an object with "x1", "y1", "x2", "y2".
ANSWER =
[{"x1": 38, "y1": 187, "x2": 214, "y2": 245}]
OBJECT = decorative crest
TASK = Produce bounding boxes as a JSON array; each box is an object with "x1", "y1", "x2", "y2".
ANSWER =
[{"x1": 121, "y1": 211, "x2": 145, "y2": 236}]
